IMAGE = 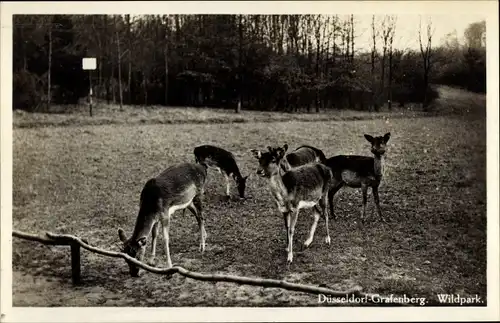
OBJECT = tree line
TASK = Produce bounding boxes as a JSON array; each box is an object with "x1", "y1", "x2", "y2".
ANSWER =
[{"x1": 12, "y1": 14, "x2": 486, "y2": 113}]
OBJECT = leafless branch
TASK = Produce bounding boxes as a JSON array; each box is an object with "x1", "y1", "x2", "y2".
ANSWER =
[{"x1": 12, "y1": 229, "x2": 409, "y2": 305}]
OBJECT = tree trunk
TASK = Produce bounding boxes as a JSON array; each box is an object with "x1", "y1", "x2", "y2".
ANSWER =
[
  {"x1": 350, "y1": 15, "x2": 355, "y2": 64},
  {"x1": 371, "y1": 15, "x2": 378, "y2": 112},
  {"x1": 236, "y1": 14, "x2": 243, "y2": 113},
  {"x1": 104, "y1": 15, "x2": 111, "y2": 104},
  {"x1": 388, "y1": 48, "x2": 393, "y2": 110},
  {"x1": 163, "y1": 16, "x2": 169, "y2": 106},
  {"x1": 116, "y1": 22, "x2": 123, "y2": 111},
  {"x1": 21, "y1": 26, "x2": 27, "y2": 71},
  {"x1": 126, "y1": 15, "x2": 132, "y2": 104},
  {"x1": 111, "y1": 62, "x2": 115, "y2": 104},
  {"x1": 142, "y1": 72, "x2": 148, "y2": 105},
  {"x1": 423, "y1": 64, "x2": 429, "y2": 110},
  {"x1": 47, "y1": 23, "x2": 52, "y2": 110}
]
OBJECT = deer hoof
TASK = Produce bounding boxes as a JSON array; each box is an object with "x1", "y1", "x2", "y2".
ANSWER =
[
  {"x1": 147, "y1": 258, "x2": 158, "y2": 267},
  {"x1": 287, "y1": 253, "x2": 293, "y2": 264},
  {"x1": 303, "y1": 239, "x2": 312, "y2": 248},
  {"x1": 325, "y1": 236, "x2": 331, "y2": 245}
]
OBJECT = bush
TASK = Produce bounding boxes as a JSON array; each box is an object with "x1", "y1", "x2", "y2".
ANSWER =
[{"x1": 13, "y1": 70, "x2": 46, "y2": 111}]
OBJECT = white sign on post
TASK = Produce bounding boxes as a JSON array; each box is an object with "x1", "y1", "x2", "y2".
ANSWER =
[
  {"x1": 83, "y1": 58, "x2": 97, "y2": 117},
  {"x1": 82, "y1": 57, "x2": 97, "y2": 70}
]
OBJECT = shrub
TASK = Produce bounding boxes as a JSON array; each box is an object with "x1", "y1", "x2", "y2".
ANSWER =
[{"x1": 13, "y1": 70, "x2": 46, "y2": 111}]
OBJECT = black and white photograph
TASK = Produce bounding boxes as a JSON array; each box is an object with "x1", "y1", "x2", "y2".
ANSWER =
[{"x1": 1, "y1": 1, "x2": 499, "y2": 322}]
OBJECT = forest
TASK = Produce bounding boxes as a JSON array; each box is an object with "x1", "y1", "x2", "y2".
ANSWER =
[{"x1": 12, "y1": 14, "x2": 486, "y2": 113}]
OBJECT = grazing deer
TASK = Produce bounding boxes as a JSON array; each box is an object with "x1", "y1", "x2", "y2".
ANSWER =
[
  {"x1": 194, "y1": 145, "x2": 249, "y2": 199},
  {"x1": 251, "y1": 145, "x2": 333, "y2": 264},
  {"x1": 323, "y1": 133, "x2": 391, "y2": 223},
  {"x1": 280, "y1": 144, "x2": 327, "y2": 172},
  {"x1": 117, "y1": 162, "x2": 208, "y2": 277}
]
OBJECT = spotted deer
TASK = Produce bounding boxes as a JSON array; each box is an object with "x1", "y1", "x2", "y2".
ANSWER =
[
  {"x1": 251, "y1": 145, "x2": 333, "y2": 264},
  {"x1": 194, "y1": 145, "x2": 249, "y2": 199},
  {"x1": 117, "y1": 162, "x2": 208, "y2": 277},
  {"x1": 323, "y1": 133, "x2": 391, "y2": 223}
]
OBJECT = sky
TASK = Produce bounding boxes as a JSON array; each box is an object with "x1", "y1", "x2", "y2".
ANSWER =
[{"x1": 353, "y1": 14, "x2": 486, "y2": 52}]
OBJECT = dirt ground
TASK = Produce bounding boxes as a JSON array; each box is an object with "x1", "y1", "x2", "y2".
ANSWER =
[{"x1": 10, "y1": 86, "x2": 487, "y2": 307}]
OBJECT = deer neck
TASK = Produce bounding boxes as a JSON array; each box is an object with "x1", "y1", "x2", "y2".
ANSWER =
[
  {"x1": 268, "y1": 168, "x2": 288, "y2": 204},
  {"x1": 373, "y1": 154, "x2": 384, "y2": 178},
  {"x1": 279, "y1": 157, "x2": 292, "y2": 173},
  {"x1": 231, "y1": 167, "x2": 243, "y2": 182},
  {"x1": 131, "y1": 211, "x2": 156, "y2": 242}
]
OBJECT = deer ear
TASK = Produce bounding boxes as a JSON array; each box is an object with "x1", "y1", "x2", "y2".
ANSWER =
[
  {"x1": 118, "y1": 228, "x2": 127, "y2": 242},
  {"x1": 283, "y1": 144, "x2": 288, "y2": 152},
  {"x1": 384, "y1": 132, "x2": 391, "y2": 143},
  {"x1": 250, "y1": 149, "x2": 261, "y2": 159},
  {"x1": 364, "y1": 134, "x2": 374, "y2": 143},
  {"x1": 137, "y1": 237, "x2": 147, "y2": 247}
]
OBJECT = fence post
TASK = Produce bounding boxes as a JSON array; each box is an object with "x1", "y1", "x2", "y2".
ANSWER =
[{"x1": 70, "y1": 242, "x2": 81, "y2": 285}]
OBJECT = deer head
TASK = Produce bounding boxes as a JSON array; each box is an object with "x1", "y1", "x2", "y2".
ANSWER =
[
  {"x1": 364, "y1": 133, "x2": 391, "y2": 157},
  {"x1": 117, "y1": 228, "x2": 147, "y2": 277},
  {"x1": 251, "y1": 144, "x2": 288, "y2": 177}
]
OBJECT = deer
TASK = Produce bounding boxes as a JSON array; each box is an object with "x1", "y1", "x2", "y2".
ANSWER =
[
  {"x1": 193, "y1": 145, "x2": 249, "y2": 199},
  {"x1": 279, "y1": 144, "x2": 327, "y2": 172},
  {"x1": 323, "y1": 132, "x2": 391, "y2": 223},
  {"x1": 117, "y1": 162, "x2": 208, "y2": 277},
  {"x1": 251, "y1": 144, "x2": 333, "y2": 264}
]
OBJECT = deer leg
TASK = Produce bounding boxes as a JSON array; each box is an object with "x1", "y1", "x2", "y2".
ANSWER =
[
  {"x1": 287, "y1": 208, "x2": 299, "y2": 264},
  {"x1": 328, "y1": 182, "x2": 344, "y2": 221},
  {"x1": 360, "y1": 183, "x2": 368, "y2": 223},
  {"x1": 320, "y1": 196, "x2": 331, "y2": 245},
  {"x1": 304, "y1": 206, "x2": 320, "y2": 248},
  {"x1": 372, "y1": 185, "x2": 386, "y2": 223},
  {"x1": 192, "y1": 195, "x2": 206, "y2": 252},
  {"x1": 148, "y1": 221, "x2": 159, "y2": 265},
  {"x1": 224, "y1": 173, "x2": 231, "y2": 197},
  {"x1": 161, "y1": 210, "x2": 173, "y2": 268},
  {"x1": 282, "y1": 210, "x2": 290, "y2": 252}
]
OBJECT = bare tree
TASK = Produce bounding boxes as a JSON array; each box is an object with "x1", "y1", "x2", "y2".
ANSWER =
[
  {"x1": 464, "y1": 20, "x2": 486, "y2": 49},
  {"x1": 332, "y1": 15, "x2": 338, "y2": 68},
  {"x1": 115, "y1": 16, "x2": 123, "y2": 110},
  {"x1": 126, "y1": 14, "x2": 133, "y2": 104},
  {"x1": 387, "y1": 16, "x2": 397, "y2": 110},
  {"x1": 236, "y1": 14, "x2": 243, "y2": 113},
  {"x1": 418, "y1": 16, "x2": 434, "y2": 110},
  {"x1": 350, "y1": 14, "x2": 355, "y2": 64},
  {"x1": 371, "y1": 15, "x2": 378, "y2": 111},
  {"x1": 313, "y1": 15, "x2": 323, "y2": 112},
  {"x1": 380, "y1": 16, "x2": 391, "y2": 107},
  {"x1": 47, "y1": 21, "x2": 52, "y2": 110}
]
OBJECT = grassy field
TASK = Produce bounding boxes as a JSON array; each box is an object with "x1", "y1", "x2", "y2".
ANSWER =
[{"x1": 11, "y1": 86, "x2": 487, "y2": 306}]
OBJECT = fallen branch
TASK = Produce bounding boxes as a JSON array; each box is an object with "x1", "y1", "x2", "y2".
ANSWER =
[{"x1": 13, "y1": 230, "x2": 406, "y2": 305}]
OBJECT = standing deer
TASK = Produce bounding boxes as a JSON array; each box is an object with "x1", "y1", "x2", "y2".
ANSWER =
[
  {"x1": 117, "y1": 162, "x2": 208, "y2": 277},
  {"x1": 323, "y1": 133, "x2": 391, "y2": 223},
  {"x1": 251, "y1": 145, "x2": 333, "y2": 264},
  {"x1": 279, "y1": 144, "x2": 327, "y2": 172},
  {"x1": 194, "y1": 145, "x2": 249, "y2": 199}
]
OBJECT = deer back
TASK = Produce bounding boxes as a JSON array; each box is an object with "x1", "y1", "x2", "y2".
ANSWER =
[
  {"x1": 151, "y1": 162, "x2": 207, "y2": 207},
  {"x1": 194, "y1": 145, "x2": 241, "y2": 177},
  {"x1": 285, "y1": 145, "x2": 327, "y2": 169}
]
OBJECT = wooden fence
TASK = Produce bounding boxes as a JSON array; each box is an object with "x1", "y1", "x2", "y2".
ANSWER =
[{"x1": 12, "y1": 229, "x2": 404, "y2": 306}]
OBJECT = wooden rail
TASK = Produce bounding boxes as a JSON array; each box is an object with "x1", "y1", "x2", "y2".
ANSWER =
[{"x1": 12, "y1": 229, "x2": 406, "y2": 305}]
